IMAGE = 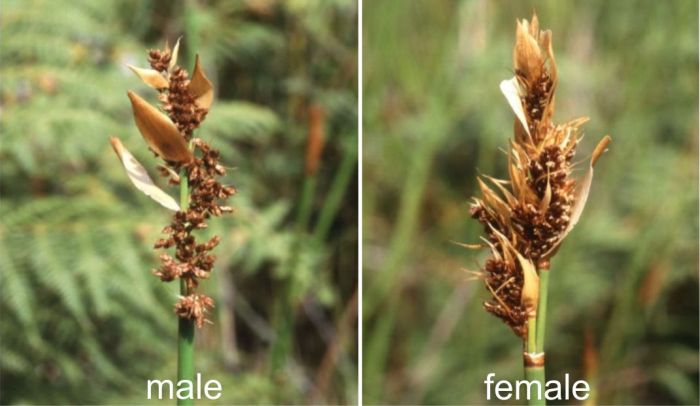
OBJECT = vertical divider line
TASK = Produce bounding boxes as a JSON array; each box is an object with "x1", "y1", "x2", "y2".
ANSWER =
[{"x1": 357, "y1": 0, "x2": 363, "y2": 404}]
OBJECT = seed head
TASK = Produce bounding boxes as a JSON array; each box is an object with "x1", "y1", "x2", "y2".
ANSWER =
[{"x1": 467, "y1": 14, "x2": 610, "y2": 338}]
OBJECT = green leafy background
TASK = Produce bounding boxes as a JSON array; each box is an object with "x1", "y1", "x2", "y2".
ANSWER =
[
  {"x1": 362, "y1": 0, "x2": 698, "y2": 405},
  {"x1": 1, "y1": 0, "x2": 357, "y2": 404}
]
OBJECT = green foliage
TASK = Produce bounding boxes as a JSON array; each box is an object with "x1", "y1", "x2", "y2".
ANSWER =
[
  {"x1": 1, "y1": 0, "x2": 356, "y2": 404},
  {"x1": 363, "y1": 0, "x2": 698, "y2": 405},
  {"x1": 0, "y1": 197, "x2": 174, "y2": 403}
]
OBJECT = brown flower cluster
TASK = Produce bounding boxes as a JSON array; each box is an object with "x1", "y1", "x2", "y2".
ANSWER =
[
  {"x1": 144, "y1": 43, "x2": 233, "y2": 328},
  {"x1": 480, "y1": 257, "x2": 528, "y2": 338},
  {"x1": 174, "y1": 293, "x2": 215, "y2": 327},
  {"x1": 150, "y1": 49, "x2": 208, "y2": 139},
  {"x1": 147, "y1": 48, "x2": 171, "y2": 72},
  {"x1": 468, "y1": 15, "x2": 608, "y2": 338}
]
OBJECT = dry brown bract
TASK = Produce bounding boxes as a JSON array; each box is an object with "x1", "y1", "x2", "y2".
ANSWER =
[{"x1": 468, "y1": 14, "x2": 610, "y2": 338}]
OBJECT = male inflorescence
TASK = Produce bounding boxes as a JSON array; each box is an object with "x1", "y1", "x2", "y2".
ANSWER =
[{"x1": 147, "y1": 46, "x2": 236, "y2": 328}]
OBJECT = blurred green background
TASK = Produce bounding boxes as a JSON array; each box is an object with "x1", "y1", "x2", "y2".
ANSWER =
[
  {"x1": 1, "y1": 0, "x2": 357, "y2": 404},
  {"x1": 363, "y1": 0, "x2": 698, "y2": 405}
]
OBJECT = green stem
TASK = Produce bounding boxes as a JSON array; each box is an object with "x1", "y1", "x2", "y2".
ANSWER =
[
  {"x1": 269, "y1": 174, "x2": 317, "y2": 377},
  {"x1": 178, "y1": 318, "x2": 194, "y2": 403},
  {"x1": 527, "y1": 316, "x2": 537, "y2": 354},
  {"x1": 524, "y1": 365, "x2": 546, "y2": 405},
  {"x1": 179, "y1": 167, "x2": 189, "y2": 214},
  {"x1": 177, "y1": 168, "x2": 194, "y2": 406},
  {"x1": 268, "y1": 279, "x2": 294, "y2": 377},
  {"x1": 313, "y1": 140, "x2": 357, "y2": 243},
  {"x1": 183, "y1": 0, "x2": 199, "y2": 69},
  {"x1": 365, "y1": 111, "x2": 448, "y2": 402},
  {"x1": 523, "y1": 266, "x2": 550, "y2": 406},
  {"x1": 297, "y1": 175, "x2": 317, "y2": 232},
  {"x1": 536, "y1": 268, "x2": 550, "y2": 353},
  {"x1": 525, "y1": 316, "x2": 544, "y2": 405}
]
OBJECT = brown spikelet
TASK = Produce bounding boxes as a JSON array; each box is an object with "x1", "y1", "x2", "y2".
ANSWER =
[
  {"x1": 174, "y1": 294, "x2": 215, "y2": 328},
  {"x1": 482, "y1": 257, "x2": 528, "y2": 338},
  {"x1": 157, "y1": 67, "x2": 207, "y2": 140},
  {"x1": 148, "y1": 48, "x2": 171, "y2": 73},
  {"x1": 467, "y1": 14, "x2": 610, "y2": 338}
]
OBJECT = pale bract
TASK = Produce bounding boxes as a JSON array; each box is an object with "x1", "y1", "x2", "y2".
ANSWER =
[
  {"x1": 127, "y1": 65, "x2": 169, "y2": 90},
  {"x1": 517, "y1": 252, "x2": 539, "y2": 314},
  {"x1": 168, "y1": 37, "x2": 181, "y2": 73},
  {"x1": 110, "y1": 137, "x2": 180, "y2": 211},
  {"x1": 499, "y1": 77, "x2": 530, "y2": 138},
  {"x1": 566, "y1": 135, "x2": 612, "y2": 232}
]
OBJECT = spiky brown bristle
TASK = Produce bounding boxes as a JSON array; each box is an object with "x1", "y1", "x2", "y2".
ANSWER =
[
  {"x1": 482, "y1": 258, "x2": 528, "y2": 338},
  {"x1": 175, "y1": 293, "x2": 215, "y2": 328}
]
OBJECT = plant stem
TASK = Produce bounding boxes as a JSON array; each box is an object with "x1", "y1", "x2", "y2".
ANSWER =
[
  {"x1": 269, "y1": 279, "x2": 294, "y2": 377},
  {"x1": 523, "y1": 265, "x2": 550, "y2": 406},
  {"x1": 527, "y1": 316, "x2": 537, "y2": 354},
  {"x1": 364, "y1": 112, "x2": 448, "y2": 402},
  {"x1": 177, "y1": 167, "x2": 194, "y2": 406},
  {"x1": 183, "y1": 0, "x2": 199, "y2": 69},
  {"x1": 297, "y1": 175, "x2": 317, "y2": 231},
  {"x1": 524, "y1": 316, "x2": 544, "y2": 405},
  {"x1": 535, "y1": 266, "x2": 550, "y2": 405},
  {"x1": 313, "y1": 140, "x2": 357, "y2": 243},
  {"x1": 524, "y1": 364, "x2": 546, "y2": 405},
  {"x1": 178, "y1": 318, "x2": 194, "y2": 402},
  {"x1": 269, "y1": 173, "x2": 317, "y2": 377},
  {"x1": 179, "y1": 166, "x2": 189, "y2": 218},
  {"x1": 536, "y1": 268, "x2": 550, "y2": 353}
]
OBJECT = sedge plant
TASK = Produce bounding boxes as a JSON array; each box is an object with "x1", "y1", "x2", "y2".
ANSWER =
[
  {"x1": 109, "y1": 40, "x2": 234, "y2": 405},
  {"x1": 466, "y1": 15, "x2": 610, "y2": 405}
]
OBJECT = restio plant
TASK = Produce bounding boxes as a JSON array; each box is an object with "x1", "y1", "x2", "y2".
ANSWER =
[
  {"x1": 466, "y1": 14, "x2": 611, "y2": 405},
  {"x1": 110, "y1": 39, "x2": 234, "y2": 404}
]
